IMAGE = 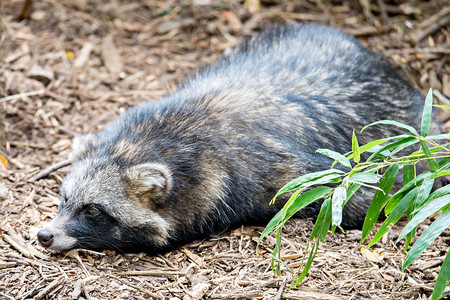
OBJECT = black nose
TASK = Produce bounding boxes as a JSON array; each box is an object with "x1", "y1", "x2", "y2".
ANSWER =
[{"x1": 37, "y1": 229, "x2": 54, "y2": 248}]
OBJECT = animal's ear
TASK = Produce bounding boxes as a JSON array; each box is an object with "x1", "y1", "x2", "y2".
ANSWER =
[
  {"x1": 124, "y1": 163, "x2": 173, "y2": 199},
  {"x1": 69, "y1": 133, "x2": 100, "y2": 161}
]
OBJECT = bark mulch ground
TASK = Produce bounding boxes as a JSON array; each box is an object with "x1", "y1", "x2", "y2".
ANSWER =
[{"x1": 0, "y1": 0, "x2": 449, "y2": 299}]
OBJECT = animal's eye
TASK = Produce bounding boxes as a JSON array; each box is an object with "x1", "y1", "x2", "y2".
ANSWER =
[{"x1": 85, "y1": 207, "x2": 100, "y2": 217}]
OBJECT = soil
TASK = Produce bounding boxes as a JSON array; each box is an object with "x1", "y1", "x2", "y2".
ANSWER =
[{"x1": 0, "y1": 0, "x2": 449, "y2": 299}]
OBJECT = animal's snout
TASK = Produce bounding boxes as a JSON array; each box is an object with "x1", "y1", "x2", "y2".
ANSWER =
[{"x1": 37, "y1": 229, "x2": 54, "y2": 248}]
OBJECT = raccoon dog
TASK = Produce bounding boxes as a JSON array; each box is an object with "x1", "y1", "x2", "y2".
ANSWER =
[{"x1": 38, "y1": 24, "x2": 424, "y2": 253}]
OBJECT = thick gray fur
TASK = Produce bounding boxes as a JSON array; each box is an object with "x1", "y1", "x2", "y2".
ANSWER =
[{"x1": 38, "y1": 24, "x2": 424, "y2": 253}]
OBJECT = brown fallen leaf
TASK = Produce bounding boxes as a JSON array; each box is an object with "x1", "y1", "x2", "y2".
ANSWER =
[
  {"x1": 0, "y1": 182, "x2": 7, "y2": 201},
  {"x1": 183, "y1": 282, "x2": 211, "y2": 300},
  {"x1": 0, "y1": 154, "x2": 7, "y2": 169},
  {"x1": 73, "y1": 42, "x2": 94, "y2": 69},
  {"x1": 17, "y1": 0, "x2": 34, "y2": 21},
  {"x1": 443, "y1": 73, "x2": 450, "y2": 98},
  {"x1": 243, "y1": 0, "x2": 261, "y2": 14},
  {"x1": 27, "y1": 64, "x2": 54, "y2": 85},
  {"x1": 359, "y1": 246, "x2": 386, "y2": 263},
  {"x1": 181, "y1": 247, "x2": 206, "y2": 268},
  {"x1": 220, "y1": 10, "x2": 242, "y2": 33},
  {"x1": 101, "y1": 34, "x2": 123, "y2": 79}
]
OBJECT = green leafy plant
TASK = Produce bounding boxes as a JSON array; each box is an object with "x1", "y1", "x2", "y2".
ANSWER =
[{"x1": 259, "y1": 89, "x2": 450, "y2": 299}]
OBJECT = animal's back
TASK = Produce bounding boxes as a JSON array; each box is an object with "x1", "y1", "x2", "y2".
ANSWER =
[{"x1": 187, "y1": 24, "x2": 422, "y2": 117}]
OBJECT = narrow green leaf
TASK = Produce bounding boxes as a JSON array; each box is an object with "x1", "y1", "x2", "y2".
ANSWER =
[
  {"x1": 259, "y1": 210, "x2": 283, "y2": 244},
  {"x1": 284, "y1": 186, "x2": 333, "y2": 221},
  {"x1": 281, "y1": 188, "x2": 304, "y2": 219},
  {"x1": 425, "y1": 133, "x2": 450, "y2": 140},
  {"x1": 410, "y1": 143, "x2": 450, "y2": 156},
  {"x1": 367, "y1": 188, "x2": 418, "y2": 248},
  {"x1": 414, "y1": 177, "x2": 435, "y2": 207},
  {"x1": 405, "y1": 192, "x2": 419, "y2": 251},
  {"x1": 403, "y1": 164, "x2": 415, "y2": 186},
  {"x1": 431, "y1": 250, "x2": 450, "y2": 300},
  {"x1": 347, "y1": 134, "x2": 412, "y2": 160},
  {"x1": 439, "y1": 157, "x2": 450, "y2": 169},
  {"x1": 272, "y1": 169, "x2": 343, "y2": 201},
  {"x1": 310, "y1": 197, "x2": 332, "y2": 242},
  {"x1": 316, "y1": 149, "x2": 352, "y2": 169},
  {"x1": 260, "y1": 186, "x2": 334, "y2": 245},
  {"x1": 352, "y1": 130, "x2": 360, "y2": 163},
  {"x1": 367, "y1": 136, "x2": 416, "y2": 162},
  {"x1": 274, "y1": 228, "x2": 282, "y2": 275},
  {"x1": 391, "y1": 138, "x2": 420, "y2": 156},
  {"x1": 293, "y1": 174, "x2": 341, "y2": 191},
  {"x1": 344, "y1": 183, "x2": 362, "y2": 206},
  {"x1": 332, "y1": 186, "x2": 346, "y2": 226},
  {"x1": 404, "y1": 229, "x2": 416, "y2": 253},
  {"x1": 385, "y1": 171, "x2": 433, "y2": 214},
  {"x1": 417, "y1": 184, "x2": 450, "y2": 211},
  {"x1": 349, "y1": 173, "x2": 381, "y2": 184},
  {"x1": 433, "y1": 104, "x2": 450, "y2": 109},
  {"x1": 270, "y1": 247, "x2": 293, "y2": 278},
  {"x1": 421, "y1": 88, "x2": 433, "y2": 137},
  {"x1": 420, "y1": 140, "x2": 439, "y2": 171},
  {"x1": 362, "y1": 120, "x2": 419, "y2": 136},
  {"x1": 397, "y1": 195, "x2": 450, "y2": 243},
  {"x1": 403, "y1": 209, "x2": 450, "y2": 270},
  {"x1": 293, "y1": 239, "x2": 320, "y2": 286},
  {"x1": 432, "y1": 170, "x2": 450, "y2": 178},
  {"x1": 361, "y1": 164, "x2": 400, "y2": 242},
  {"x1": 366, "y1": 145, "x2": 392, "y2": 157},
  {"x1": 349, "y1": 181, "x2": 384, "y2": 192}
]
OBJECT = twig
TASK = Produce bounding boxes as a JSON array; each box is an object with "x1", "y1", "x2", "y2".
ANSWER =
[
  {"x1": 0, "y1": 89, "x2": 45, "y2": 103},
  {"x1": 0, "y1": 261, "x2": 16, "y2": 269},
  {"x1": 157, "y1": 253, "x2": 177, "y2": 268},
  {"x1": 17, "y1": 0, "x2": 34, "y2": 21},
  {"x1": 34, "y1": 277, "x2": 65, "y2": 300},
  {"x1": 358, "y1": 0, "x2": 374, "y2": 20},
  {"x1": 0, "y1": 292, "x2": 14, "y2": 300},
  {"x1": 433, "y1": 89, "x2": 450, "y2": 104},
  {"x1": 119, "y1": 270, "x2": 186, "y2": 276},
  {"x1": 376, "y1": 0, "x2": 388, "y2": 24},
  {"x1": 181, "y1": 247, "x2": 206, "y2": 268},
  {"x1": 110, "y1": 275, "x2": 163, "y2": 299},
  {"x1": 65, "y1": 250, "x2": 91, "y2": 277},
  {"x1": 2, "y1": 233, "x2": 44, "y2": 259},
  {"x1": 344, "y1": 26, "x2": 379, "y2": 37},
  {"x1": 283, "y1": 291, "x2": 341, "y2": 300},
  {"x1": 274, "y1": 279, "x2": 287, "y2": 300},
  {"x1": 416, "y1": 7, "x2": 450, "y2": 29},
  {"x1": 18, "y1": 278, "x2": 45, "y2": 300},
  {"x1": 27, "y1": 159, "x2": 72, "y2": 183},
  {"x1": 384, "y1": 48, "x2": 450, "y2": 55},
  {"x1": 412, "y1": 9, "x2": 450, "y2": 43}
]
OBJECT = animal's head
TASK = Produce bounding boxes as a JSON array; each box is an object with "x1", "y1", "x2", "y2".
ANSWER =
[{"x1": 37, "y1": 134, "x2": 174, "y2": 253}]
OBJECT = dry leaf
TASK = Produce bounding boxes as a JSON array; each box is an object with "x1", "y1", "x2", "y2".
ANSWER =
[
  {"x1": 220, "y1": 10, "x2": 242, "y2": 33},
  {"x1": 101, "y1": 34, "x2": 123, "y2": 79},
  {"x1": 183, "y1": 282, "x2": 211, "y2": 300},
  {"x1": 27, "y1": 65, "x2": 54, "y2": 85},
  {"x1": 243, "y1": 0, "x2": 261, "y2": 14},
  {"x1": 443, "y1": 73, "x2": 450, "y2": 98},
  {"x1": 0, "y1": 182, "x2": 8, "y2": 201},
  {"x1": 360, "y1": 246, "x2": 385, "y2": 263},
  {"x1": 0, "y1": 154, "x2": 7, "y2": 169}
]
